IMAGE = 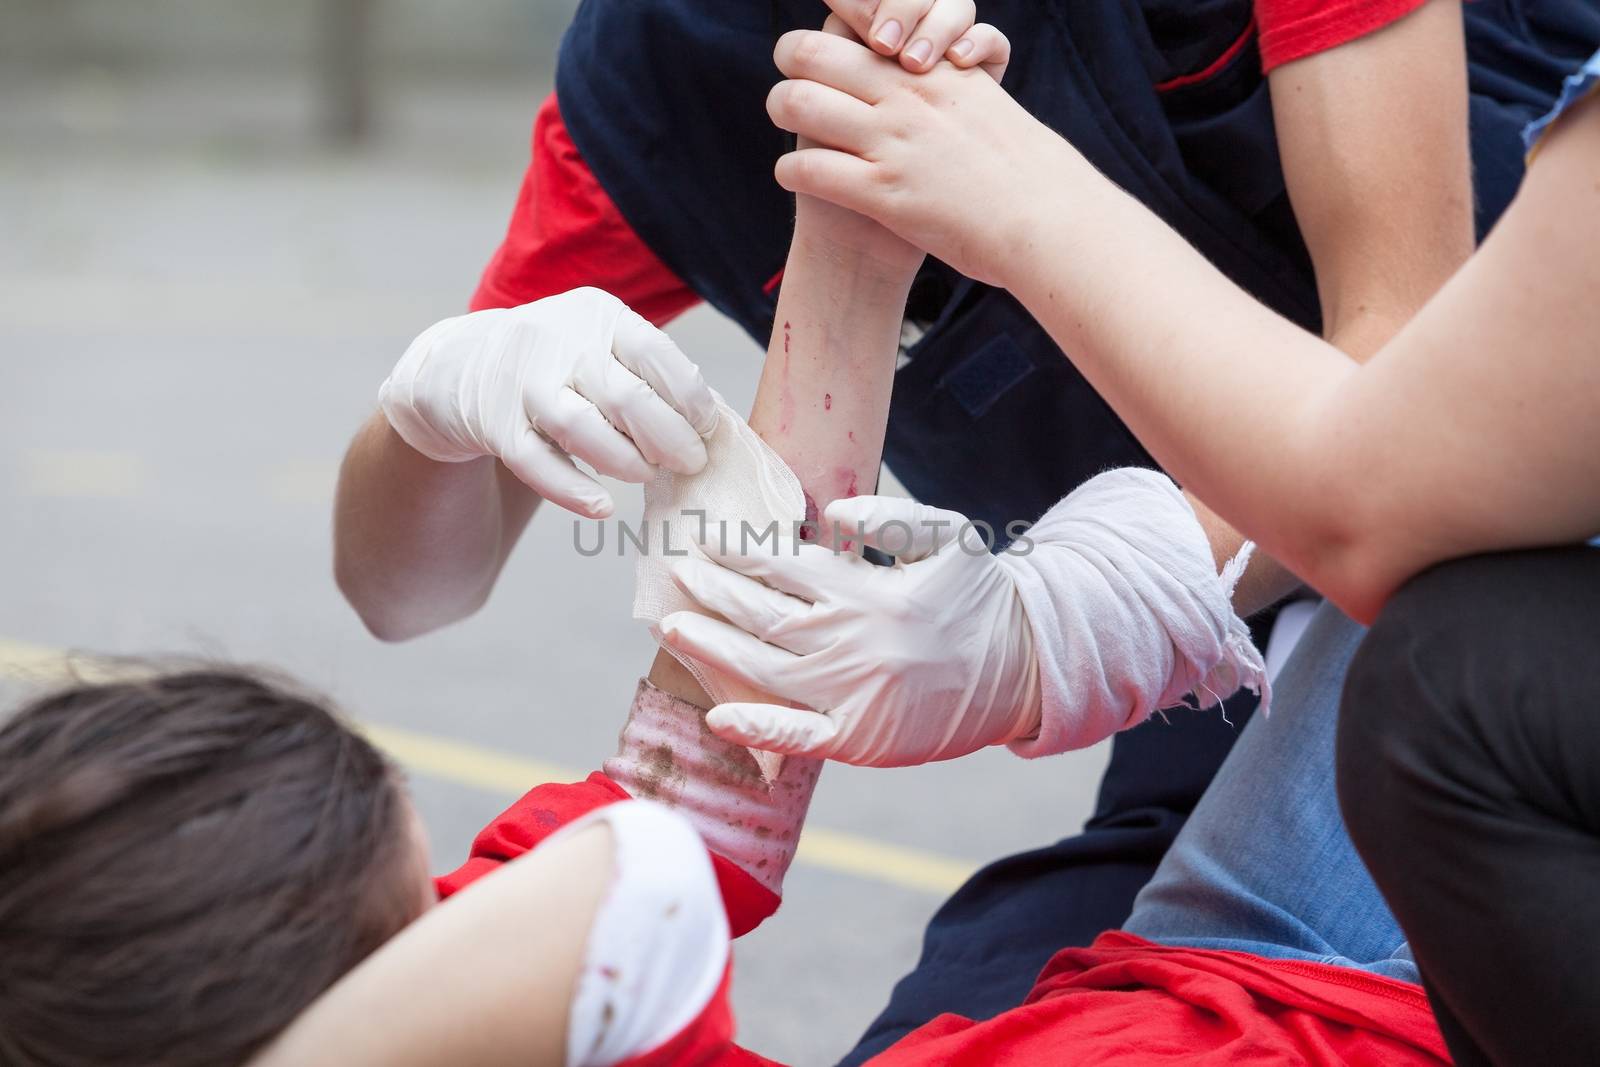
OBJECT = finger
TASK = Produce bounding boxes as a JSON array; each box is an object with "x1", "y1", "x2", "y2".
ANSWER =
[
  {"x1": 774, "y1": 29, "x2": 901, "y2": 105},
  {"x1": 499, "y1": 424, "x2": 613, "y2": 518},
  {"x1": 866, "y1": 0, "x2": 936, "y2": 58},
  {"x1": 817, "y1": 2, "x2": 876, "y2": 44},
  {"x1": 774, "y1": 148, "x2": 881, "y2": 216},
  {"x1": 948, "y1": 22, "x2": 1011, "y2": 82},
  {"x1": 898, "y1": 0, "x2": 975, "y2": 72},
  {"x1": 823, "y1": 495, "x2": 974, "y2": 561},
  {"x1": 706, "y1": 702, "x2": 841, "y2": 758},
  {"x1": 658, "y1": 612, "x2": 799, "y2": 694},
  {"x1": 610, "y1": 307, "x2": 719, "y2": 438},
  {"x1": 528, "y1": 386, "x2": 654, "y2": 483},
  {"x1": 697, "y1": 536, "x2": 859, "y2": 601},
  {"x1": 819, "y1": 12, "x2": 861, "y2": 43},
  {"x1": 671, "y1": 558, "x2": 821, "y2": 654},
  {"x1": 767, "y1": 79, "x2": 882, "y2": 155},
  {"x1": 574, "y1": 352, "x2": 709, "y2": 476}
]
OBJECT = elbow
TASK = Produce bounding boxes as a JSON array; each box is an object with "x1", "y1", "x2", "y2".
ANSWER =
[
  {"x1": 1289, "y1": 480, "x2": 1415, "y2": 626},
  {"x1": 1265, "y1": 388, "x2": 1422, "y2": 624},
  {"x1": 334, "y1": 558, "x2": 480, "y2": 644},
  {"x1": 1303, "y1": 543, "x2": 1405, "y2": 627},
  {"x1": 335, "y1": 563, "x2": 413, "y2": 643},
  {"x1": 350, "y1": 603, "x2": 428, "y2": 645}
]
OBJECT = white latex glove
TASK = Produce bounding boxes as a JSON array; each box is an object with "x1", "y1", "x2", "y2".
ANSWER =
[
  {"x1": 657, "y1": 496, "x2": 1042, "y2": 767},
  {"x1": 379, "y1": 287, "x2": 718, "y2": 519}
]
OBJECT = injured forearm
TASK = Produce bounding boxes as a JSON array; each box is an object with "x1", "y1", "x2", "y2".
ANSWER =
[
  {"x1": 645, "y1": 214, "x2": 915, "y2": 704},
  {"x1": 625, "y1": 205, "x2": 917, "y2": 884}
]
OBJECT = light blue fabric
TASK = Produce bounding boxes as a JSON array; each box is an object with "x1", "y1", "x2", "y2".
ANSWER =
[
  {"x1": 1123, "y1": 601, "x2": 1418, "y2": 983},
  {"x1": 1523, "y1": 48, "x2": 1600, "y2": 154}
]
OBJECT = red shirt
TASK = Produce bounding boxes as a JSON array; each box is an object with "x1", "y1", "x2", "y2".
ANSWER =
[
  {"x1": 1255, "y1": 0, "x2": 1429, "y2": 70},
  {"x1": 606, "y1": 931, "x2": 1448, "y2": 1067},
  {"x1": 433, "y1": 771, "x2": 780, "y2": 938},
  {"x1": 469, "y1": 94, "x2": 698, "y2": 325}
]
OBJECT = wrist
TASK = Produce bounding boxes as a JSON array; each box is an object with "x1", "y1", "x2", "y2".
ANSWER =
[
  {"x1": 607, "y1": 679, "x2": 821, "y2": 897},
  {"x1": 793, "y1": 199, "x2": 924, "y2": 283},
  {"x1": 375, "y1": 403, "x2": 469, "y2": 467},
  {"x1": 991, "y1": 139, "x2": 1102, "y2": 295}
]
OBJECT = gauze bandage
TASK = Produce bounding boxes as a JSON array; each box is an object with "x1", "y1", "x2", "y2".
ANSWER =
[
  {"x1": 604, "y1": 679, "x2": 821, "y2": 897},
  {"x1": 632, "y1": 397, "x2": 805, "y2": 778},
  {"x1": 562, "y1": 801, "x2": 730, "y2": 1067},
  {"x1": 1006, "y1": 468, "x2": 1270, "y2": 756}
]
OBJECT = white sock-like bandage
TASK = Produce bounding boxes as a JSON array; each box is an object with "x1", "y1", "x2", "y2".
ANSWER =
[
  {"x1": 1003, "y1": 468, "x2": 1270, "y2": 757},
  {"x1": 562, "y1": 801, "x2": 730, "y2": 1067},
  {"x1": 604, "y1": 679, "x2": 821, "y2": 896},
  {"x1": 633, "y1": 396, "x2": 805, "y2": 779}
]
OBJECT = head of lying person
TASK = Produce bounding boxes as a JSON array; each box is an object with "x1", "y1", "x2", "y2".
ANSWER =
[{"x1": 0, "y1": 669, "x2": 435, "y2": 1067}]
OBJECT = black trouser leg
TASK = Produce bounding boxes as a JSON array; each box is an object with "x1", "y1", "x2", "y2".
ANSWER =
[{"x1": 1338, "y1": 547, "x2": 1600, "y2": 1067}]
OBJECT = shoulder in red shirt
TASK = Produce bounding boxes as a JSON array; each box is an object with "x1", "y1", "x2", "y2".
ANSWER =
[
  {"x1": 433, "y1": 771, "x2": 779, "y2": 938},
  {"x1": 1254, "y1": 0, "x2": 1430, "y2": 70},
  {"x1": 471, "y1": 93, "x2": 700, "y2": 325}
]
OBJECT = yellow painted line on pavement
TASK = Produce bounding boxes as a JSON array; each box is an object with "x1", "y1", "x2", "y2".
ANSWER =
[
  {"x1": 266, "y1": 461, "x2": 340, "y2": 505},
  {"x1": 362, "y1": 722, "x2": 575, "y2": 797},
  {"x1": 0, "y1": 639, "x2": 974, "y2": 896},
  {"x1": 794, "y1": 826, "x2": 973, "y2": 897},
  {"x1": 21, "y1": 449, "x2": 147, "y2": 499}
]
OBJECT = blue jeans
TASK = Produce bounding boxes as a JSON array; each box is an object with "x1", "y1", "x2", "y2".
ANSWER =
[{"x1": 1123, "y1": 601, "x2": 1417, "y2": 982}]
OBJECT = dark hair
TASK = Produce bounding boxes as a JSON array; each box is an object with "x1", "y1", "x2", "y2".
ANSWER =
[{"x1": 0, "y1": 668, "x2": 420, "y2": 1067}]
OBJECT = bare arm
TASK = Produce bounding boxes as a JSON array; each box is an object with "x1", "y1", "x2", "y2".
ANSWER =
[
  {"x1": 1274, "y1": 0, "x2": 1474, "y2": 344},
  {"x1": 645, "y1": 195, "x2": 920, "y2": 704},
  {"x1": 335, "y1": 422, "x2": 538, "y2": 641},
  {"x1": 250, "y1": 823, "x2": 612, "y2": 1067},
  {"x1": 335, "y1": 289, "x2": 717, "y2": 644},
  {"x1": 334, "y1": 161, "x2": 910, "y2": 657},
  {"x1": 336, "y1": 0, "x2": 987, "y2": 647},
  {"x1": 768, "y1": 12, "x2": 1596, "y2": 622},
  {"x1": 1006, "y1": 94, "x2": 1600, "y2": 622},
  {"x1": 1186, "y1": 0, "x2": 1474, "y2": 615}
]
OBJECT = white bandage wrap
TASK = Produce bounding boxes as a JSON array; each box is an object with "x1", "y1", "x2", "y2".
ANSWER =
[
  {"x1": 563, "y1": 802, "x2": 730, "y2": 1067},
  {"x1": 1003, "y1": 468, "x2": 1270, "y2": 757},
  {"x1": 632, "y1": 397, "x2": 805, "y2": 779},
  {"x1": 604, "y1": 679, "x2": 821, "y2": 897}
]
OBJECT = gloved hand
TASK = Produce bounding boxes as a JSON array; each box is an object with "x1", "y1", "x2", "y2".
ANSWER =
[
  {"x1": 658, "y1": 495, "x2": 1042, "y2": 767},
  {"x1": 379, "y1": 287, "x2": 717, "y2": 519},
  {"x1": 660, "y1": 468, "x2": 1269, "y2": 769}
]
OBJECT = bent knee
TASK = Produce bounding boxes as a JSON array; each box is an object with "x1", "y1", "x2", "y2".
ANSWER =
[
  {"x1": 1343, "y1": 548, "x2": 1594, "y2": 732},
  {"x1": 1339, "y1": 548, "x2": 1600, "y2": 844},
  {"x1": 1340, "y1": 557, "x2": 1488, "y2": 750},
  {"x1": 1336, "y1": 555, "x2": 1518, "y2": 847}
]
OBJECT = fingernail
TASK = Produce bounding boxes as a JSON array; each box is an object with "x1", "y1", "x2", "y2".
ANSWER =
[
  {"x1": 950, "y1": 37, "x2": 975, "y2": 60},
  {"x1": 874, "y1": 19, "x2": 902, "y2": 50},
  {"x1": 904, "y1": 38, "x2": 933, "y2": 66},
  {"x1": 588, "y1": 496, "x2": 614, "y2": 519}
]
